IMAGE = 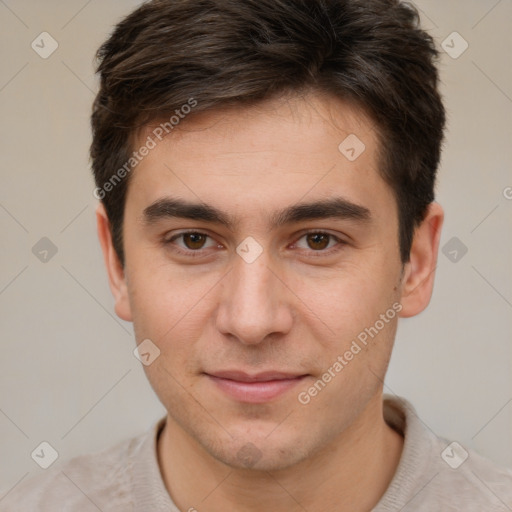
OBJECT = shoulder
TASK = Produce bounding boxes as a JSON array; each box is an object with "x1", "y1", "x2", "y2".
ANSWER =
[
  {"x1": 378, "y1": 395, "x2": 512, "y2": 512},
  {"x1": 0, "y1": 429, "x2": 150, "y2": 512},
  {"x1": 426, "y1": 435, "x2": 512, "y2": 511}
]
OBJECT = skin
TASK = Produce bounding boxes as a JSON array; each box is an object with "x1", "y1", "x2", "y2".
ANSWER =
[{"x1": 97, "y1": 92, "x2": 444, "y2": 511}]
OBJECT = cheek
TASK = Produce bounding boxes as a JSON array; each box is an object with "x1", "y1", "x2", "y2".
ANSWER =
[
  {"x1": 127, "y1": 266, "x2": 225, "y2": 389},
  {"x1": 287, "y1": 260, "x2": 400, "y2": 342},
  {"x1": 126, "y1": 255, "x2": 216, "y2": 337}
]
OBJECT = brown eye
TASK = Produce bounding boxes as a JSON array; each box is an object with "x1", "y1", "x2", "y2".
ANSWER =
[
  {"x1": 306, "y1": 233, "x2": 330, "y2": 250},
  {"x1": 182, "y1": 232, "x2": 208, "y2": 250},
  {"x1": 293, "y1": 231, "x2": 345, "y2": 256},
  {"x1": 165, "y1": 230, "x2": 220, "y2": 258}
]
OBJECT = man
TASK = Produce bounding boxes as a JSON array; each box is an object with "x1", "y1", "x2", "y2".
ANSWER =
[{"x1": 1, "y1": 0, "x2": 511, "y2": 510}]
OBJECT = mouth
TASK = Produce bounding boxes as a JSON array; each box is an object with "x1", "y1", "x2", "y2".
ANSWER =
[{"x1": 204, "y1": 370, "x2": 309, "y2": 403}]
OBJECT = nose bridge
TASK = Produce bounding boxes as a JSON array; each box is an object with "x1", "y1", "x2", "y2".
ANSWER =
[
  {"x1": 216, "y1": 246, "x2": 292, "y2": 345},
  {"x1": 235, "y1": 251, "x2": 272, "y2": 303}
]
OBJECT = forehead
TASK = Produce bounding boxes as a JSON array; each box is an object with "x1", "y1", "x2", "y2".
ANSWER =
[
  {"x1": 127, "y1": 93, "x2": 394, "y2": 224},
  {"x1": 140, "y1": 93, "x2": 377, "y2": 156}
]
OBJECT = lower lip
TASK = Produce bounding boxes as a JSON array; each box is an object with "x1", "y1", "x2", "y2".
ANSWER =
[{"x1": 207, "y1": 375, "x2": 307, "y2": 403}]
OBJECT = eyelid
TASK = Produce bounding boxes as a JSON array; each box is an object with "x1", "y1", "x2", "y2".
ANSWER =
[
  {"x1": 165, "y1": 229, "x2": 221, "y2": 253},
  {"x1": 290, "y1": 229, "x2": 346, "y2": 254}
]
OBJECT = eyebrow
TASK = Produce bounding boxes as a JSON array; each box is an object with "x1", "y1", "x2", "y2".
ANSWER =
[{"x1": 142, "y1": 196, "x2": 372, "y2": 230}]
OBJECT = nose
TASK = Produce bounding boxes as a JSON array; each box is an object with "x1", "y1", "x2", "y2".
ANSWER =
[{"x1": 214, "y1": 248, "x2": 294, "y2": 346}]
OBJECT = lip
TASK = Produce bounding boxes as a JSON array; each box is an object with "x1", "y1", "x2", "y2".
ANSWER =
[{"x1": 205, "y1": 371, "x2": 308, "y2": 403}]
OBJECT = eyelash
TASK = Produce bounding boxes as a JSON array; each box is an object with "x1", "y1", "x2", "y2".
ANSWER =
[{"x1": 164, "y1": 230, "x2": 346, "y2": 258}]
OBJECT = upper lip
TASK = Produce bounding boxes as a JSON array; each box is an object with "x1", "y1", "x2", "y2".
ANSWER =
[{"x1": 206, "y1": 371, "x2": 307, "y2": 382}]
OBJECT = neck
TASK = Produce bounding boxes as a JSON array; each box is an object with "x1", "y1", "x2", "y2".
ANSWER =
[{"x1": 157, "y1": 391, "x2": 404, "y2": 512}]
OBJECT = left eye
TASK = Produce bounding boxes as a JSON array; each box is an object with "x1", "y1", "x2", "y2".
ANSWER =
[{"x1": 293, "y1": 232, "x2": 342, "y2": 252}]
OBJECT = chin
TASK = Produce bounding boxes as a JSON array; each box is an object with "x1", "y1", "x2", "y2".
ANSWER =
[{"x1": 205, "y1": 432, "x2": 312, "y2": 472}]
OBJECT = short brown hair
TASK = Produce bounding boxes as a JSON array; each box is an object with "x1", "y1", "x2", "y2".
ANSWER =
[{"x1": 91, "y1": 0, "x2": 445, "y2": 265}]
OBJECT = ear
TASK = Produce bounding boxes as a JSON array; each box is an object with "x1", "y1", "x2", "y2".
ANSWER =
[
  {"x1": 96, "y1": 203, "x2": 133, "y2": 322},
  {"x1": 399, "y1": 202, "x2": 444, "y2": 318}
]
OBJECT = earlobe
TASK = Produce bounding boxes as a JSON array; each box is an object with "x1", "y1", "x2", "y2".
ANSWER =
[
  {"x1": 399, "y1": 202, "x2": 444, "y2": 318},
  {"x1": 96, "y1": 203, "x2": 133, "y2": 322}
]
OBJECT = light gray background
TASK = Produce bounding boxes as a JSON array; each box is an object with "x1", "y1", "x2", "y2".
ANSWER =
[{"x1": 1, "y1": 0, "x2": 511, "y2": 492}]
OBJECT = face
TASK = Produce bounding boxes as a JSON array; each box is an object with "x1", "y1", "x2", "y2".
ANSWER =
[{"x1": 102, "y1": 93, "x2": 426, "y2": 471}]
